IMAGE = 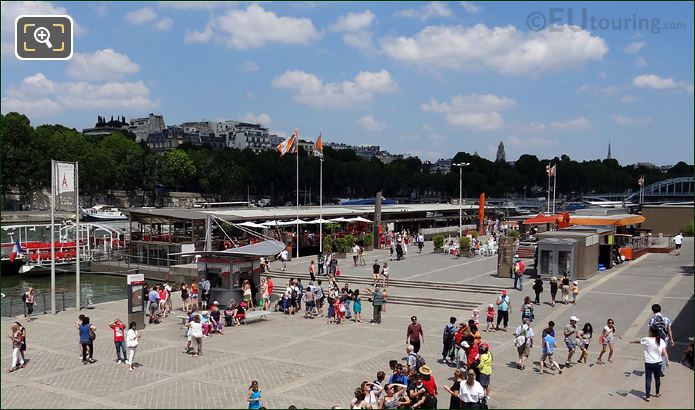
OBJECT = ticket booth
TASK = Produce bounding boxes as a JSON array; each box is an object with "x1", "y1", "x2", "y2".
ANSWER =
[{"x1": 537, "y1": 238, "x2": 579, "y2": 280}]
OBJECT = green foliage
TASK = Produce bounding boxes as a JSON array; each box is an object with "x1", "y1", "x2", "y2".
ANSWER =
[
  {"x1": 323, "y1": 236, "x2": 334, "y2": 253},
  {"x1": 508, "y1": 230, "x2": 520, "y2": 239},
  {"x1": 684, "y1": 221, "x2": 694, "y2": 236},
  {"x1": 335, "y1": 237, "x2": 348, "y2": 253},
  {"x1": 344, "y1": 234, "x2": 356, "y2": 248},
  {"x1": 471, "y1": 231, "x2": 479, "y2": 239},
  {"x1": 324, "y1": 223, "x2": 340, "y2": 233},
  {"x1": 363, "y1": 233, "x2": 374, "y2": 247},
  {"x1": 161, "y1": 149, "x2": 195, "y2": 192},
  {"x1": 432, "y1": 235, "x2": 444, "y2": 248},
  {"x1": 459, "y1": 236, "x2": 471, "y2": 250}
]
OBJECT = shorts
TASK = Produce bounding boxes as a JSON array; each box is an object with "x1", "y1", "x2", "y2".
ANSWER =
[
  {"x1": 306, "y1": 301, "x2": 316, "y2": 310},
  {"x1": 517, "y1": 345, "x2": 530, "y2": 357},
  {"x1": 676, "y1": 243, "x2": 682, "y2": 249},
  {"x1": 541, "y1": 352, "x2": 555, "y2": 362},
  {"x1": 601, "y1": 336, "x2": 613, "y2": 346},
  {"x1": 263, "y1": 294, "x2": 270, "y2": 302},
  {"x1": 565, "y1": 339, "x2": 577, "y2": 351},
  {"x1": 317, "y1": 298, "x2": 325, "y2": 308},
  {"x1": 243, "y1": 294, "x2": 252, "y2": 303},
  {"x1": 289, "y1": 299, "x2": 298, "y2": 308},
  {"x1": 373, "y1": 273, "x2": 380, "y2": 281},
  {"x1": 478, "y1": 373, "x2": 491, "y2": 386}
]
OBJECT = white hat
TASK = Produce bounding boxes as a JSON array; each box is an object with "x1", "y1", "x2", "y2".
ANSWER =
[
  {"x1": 461, "y1": 341, "x2": 470, "y2": 348},
  {"x1": 573, "y1": 281, "x2": 578, "y2": 285},
  {"x1": 213, "y1": 301, "x2": 219, "y2": 305},
  {"x1": 514, "y1": 254, "x2": 519, "y2": 258},
  {"x1": 570, "y1": 316, "x2": 579, "y2": 322}
]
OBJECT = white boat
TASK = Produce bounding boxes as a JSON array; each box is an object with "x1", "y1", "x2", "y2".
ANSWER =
[{"x1": 81, "y1": 205, "x2": 127, "y2": 221}]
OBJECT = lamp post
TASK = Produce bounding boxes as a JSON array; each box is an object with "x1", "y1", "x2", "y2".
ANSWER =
[{"x1": 452, "y1": 162, "x2": 470, "y2": 238}]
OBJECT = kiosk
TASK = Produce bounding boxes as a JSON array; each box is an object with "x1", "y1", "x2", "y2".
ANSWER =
[{"x1": 127, "y1": 270, "x2": 146, "y2": 329}]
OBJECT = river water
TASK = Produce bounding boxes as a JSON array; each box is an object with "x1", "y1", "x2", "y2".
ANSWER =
[{"x1": 1, "y1": 272, "x2": 129, "y2": 317}]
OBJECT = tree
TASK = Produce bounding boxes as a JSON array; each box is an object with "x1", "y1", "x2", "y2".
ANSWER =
[{"x1": 161, "y1": 149, "x2": 195, "y2": 192}]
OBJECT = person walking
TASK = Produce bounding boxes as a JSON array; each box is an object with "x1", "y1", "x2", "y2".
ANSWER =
[
  {"x1": 571, "y1": 281, "x2": 579, "y2": 304},
  {"x1": 630, "y1": 327, "x2": 669, "y2": 402},
  {"x1": 381, "y1": 262, "x2": 390, "y2": 288},
  {"x1": 200, "y1": 277, "x2": 211, "y2": 309},
  {"x1": 359, "y1": 246, "x2": 367, "y2": 266},
  {"x1": 186, "y1": 314, "x2": 204, "y2": 357},
  {"x1": 77, "y1": 316, "x2": 96, "y2": 364},
  {"x1": 514, "y1": 318, "x2": 534, "y2": 370},
  {"x1": 596, "y1": 319, "x2": 622, "y2": 364},
  {"x1": 372, "y1": 260, "x2": 381, "y2": 286},
  {"x1": 108, "y1": 319, "x2": 127, "y2": 364},
  {"x1": 648, "y1": 304, "x2": 675, "y2": 376},
  {"x1": 539, "y1": 322, "x2": 562, "y2": 375},
  {"x1": 495, "y1": 291, "x2": 511, "y2": 331},
  {"x1": 485, "y1": 304, "x2": 495, "y2": 333},
  {"x1": 577, "y1": 322, "x2": 593, "y2": 364},
  {"x1": 22, "y1": 288, "x2": 35, "y2": 320},
  {"x1": 8, "y1": 323, "x2": 25, "y2": 372},
  {"x1": 279, "y1": 248, "x2": 289, "y2": 271},
  {"x1": 520, "y1": 296, "x2": 534, "y2": 323},
  {"x1": 532, "y1": 277, "x2": 543, "y2": 305},
  {"x1": 478, "y1": 343, "x2": 492, "y2": 399},
  {"x1": 560, "y1": 275, "x2": 571, "y2": 304},
  {"x1": 407, "y1": 316, "x2": 424, "y2": 353},
  {"x1": 564, "y1": 316, "x2": 579, "y2": 368},
  {"x1": 308, "y1": 260, "x2": 316, "y2": 282},
  {"x1": 673, "y1": 232, "x2": 683, "y2": 255},
  {"x1": 247, "y1": 380, "x2": 263, "y2": 409},
  {"x1": 126, "y1": 322, "x2": 140, "y2": 371},
  {"x1": 180, "y1": 282, "x2": 189, "y2": 312},
  {"x1": 549, "y1": 277, "x2": 558, "y2": 307},
  {"x1": 352, "y1": 243, "x2": 360, "y2": 267},
  {"x1": 14, "y1": 322, "x2": 27, "y2": 364},
  {"x1": 442, "y1": 317, "x2": 457, "y2": 364},
  {"x1": 513, "y1": 257, "x2": 525, "y2": 291}
]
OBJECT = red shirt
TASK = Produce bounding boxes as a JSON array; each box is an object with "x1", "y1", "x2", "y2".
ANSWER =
[
  {"x1": 110, "y1": 323, "x2": 125, "y2": 342},
  {"x1": 422, "y1": 375, "x2": 437, "y2": 396},
  {"x1": 267, "y1": 279, "x2": 274, "y2": 295},
  {"x1": 158, "y1": 289, "x2": 167, "y2": 302},
  {"x1": 407, "y1": 323, "x2": 423, "y2": 342}
]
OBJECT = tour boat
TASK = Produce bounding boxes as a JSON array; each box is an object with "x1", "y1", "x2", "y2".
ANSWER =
[{"x1": 81, "y1": 205, "x2": 127, "y2": 221}]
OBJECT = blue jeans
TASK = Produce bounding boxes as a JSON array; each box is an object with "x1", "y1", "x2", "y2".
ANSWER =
[
  {"x1": 114, "y1": 341, "x2": 126, "y2": 362},
  {"x1": 344, "y1": 300, "x2": 352, "y2": 319},
  {"x1": 514, "y1": 274, "x2": 523, "y2": 290},
  {"x1": 644, "y1": 362, "x2": 661, "y2": 397}
]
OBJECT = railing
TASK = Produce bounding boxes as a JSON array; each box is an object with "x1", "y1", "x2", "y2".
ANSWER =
[
  {"x1": 630, "y1": 235, "x2": 673, "y2": 250},
  {"x1": 2, "y1": 291, "x2": 69, "y2": 317}
]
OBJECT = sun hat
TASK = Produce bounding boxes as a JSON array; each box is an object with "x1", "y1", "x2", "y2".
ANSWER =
[
  {"x1": 419, "y1": 365, "x2": 432, "y2": 375},
  {"x1": 570, "y1": 316, "x2": 579, "y2": 322}
]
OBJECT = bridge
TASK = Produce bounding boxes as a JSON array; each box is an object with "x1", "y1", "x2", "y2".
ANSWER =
[{"x1": 583, "y1": 177, "x2": 694, "y2": 203}]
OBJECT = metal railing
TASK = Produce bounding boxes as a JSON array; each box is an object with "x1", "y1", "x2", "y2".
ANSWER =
[
  {"x1": 1, "y1": 291, "x2": 70, "y2": 318},
  {"x1": 630, "y1": 235, "x2": 673, "y2": 251}
]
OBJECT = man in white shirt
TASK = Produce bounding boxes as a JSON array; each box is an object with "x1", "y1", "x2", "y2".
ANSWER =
[
  {"x1": 279, "y1": 249, "x2": 289, "y2": 271},
  {"x1": 673, "y1": 232, "x2": 683, "y2": 255},
  {"x1": 352, "y1": 244, "x2": 360, "y2": 267}
]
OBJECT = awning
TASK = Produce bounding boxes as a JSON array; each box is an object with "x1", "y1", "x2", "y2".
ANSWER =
[
  {"x1": 171, "y1": 239, "x2": 286, "y2": 258},
  {"x1": 570, "y1": 214, "x2": 646, "y2": 226},
  {"x1": 277, "y1": 219, "x2": 308, "y2": 226},
  {"x1": 329, "y1": 217, "x2": 349, "y2": 222},
  {"x1": 346, "y1": 216, "x2": 372, "y2": 223},
  {"x1": 307, "y1": 218, "x2": 331, "y2": 224},
  {"x1": 237, "y1": 221, "x2": 266, "y2": 229},
  {"x1": 523, "y1": 214, "x2": 558, "y2": 225},
  {"x1": 260, "y1": 220, "x2": 279, "y2": 227}
]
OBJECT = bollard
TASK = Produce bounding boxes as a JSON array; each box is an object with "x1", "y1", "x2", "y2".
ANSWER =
[{"x1": 43, "y1": 293, "x2": 47, "y2": 314}]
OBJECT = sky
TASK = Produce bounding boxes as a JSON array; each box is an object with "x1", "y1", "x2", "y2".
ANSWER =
[{"x1": 1, "y1": 1, "x2": 693, "y2": 165}]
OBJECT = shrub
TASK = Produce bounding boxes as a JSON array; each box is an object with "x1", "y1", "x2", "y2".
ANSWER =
[
  {"x1": 335, "y1": 237, "x2": 348, "y2": 253},
  {"x1": 323, "y1": 236, "x2": 334, "y2": 253},
  {"x1": 344, "y1": 234, "x2": 356, "y2": 249},
  {"x1": 459, "y1": 236, "x2": 471, "y2": 250},
  {"x1": 471, "y1": 231, "x2": 479, "y2": 239},
  {"x1": 684, "y1": 221, "x2": 694, "y2": 236},
  {"x1": 363, "y1": 233, "x2": 374, "y2": 247},
  {"x1": 433, "y1": 235, "x2": 444, "y2": 248},
  {"x1": 508, "y1": 229, "x2": 520, "y2": 239}
]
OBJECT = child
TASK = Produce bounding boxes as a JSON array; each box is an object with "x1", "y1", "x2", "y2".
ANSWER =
[
  {"x1": 334, "y1": 299, "x2": 345, "y2": 324},
  {"x1": 485, "y1": 304, "x2": 495, "y2": 333},
  {"x1": 471, "y1": 309, "x2": 480, "y2": 328},
  {"x1": 571, "y1": 281, "x2": 579, "y2": 304},
  {"x1": 358, "y1": 247, "x2": 366, "y2": 266}
]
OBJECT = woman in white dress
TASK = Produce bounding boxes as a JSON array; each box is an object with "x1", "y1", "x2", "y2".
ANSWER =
[{"x1": 126, "y1": 322, "x2": 140, "y2": 371}]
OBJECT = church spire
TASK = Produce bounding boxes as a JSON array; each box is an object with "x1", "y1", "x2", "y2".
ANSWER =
[{"x1": 607, "y1": 140, "x2": 612, "y2": 160}]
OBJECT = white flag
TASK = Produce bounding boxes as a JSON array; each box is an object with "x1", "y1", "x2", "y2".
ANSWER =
[{"x1": 56, "y1": 162, "x2": 75, "y2": 194}]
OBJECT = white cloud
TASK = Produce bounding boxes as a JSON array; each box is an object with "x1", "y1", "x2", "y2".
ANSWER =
[
  {"x1": 578, "y1": 84, "x2": 625, "y2": 96},
  {"x1": 125, "y1": 7, "x2": 157, "y2": 25},
  {"x1": 186, "y1": 4, "x2": 320, "y2": 49},
  {"x1": 397, "y1": 2, "x2": 453, "y2": 21},
  {"x1": 1, "y1": 1, "x2": 83, "y2": 55},
  {"x1": 460, "y1": 1, "x2": 483, "y2": 13},
  {"x1": 240, "y1": 60, "x2": 259, "y2": 72},
  {"x1": 521, "y1": 117, "x2": 591, "y2": 132},
  {"x1": 623, "y1": 41, "x2": 645, "y2": 54},
  {"x1": 2, "y1": 73, "x2": 158, "y2": 118},
  {"x1": 272, "y1": 69, "x2": 397, "y2": 109},
  {"x1": 620, "y1": 95, "x2": 637, "y2": 103},
  {"x1": 330, "y1": 10, "x2": 375, "y2": 51},
  {"x1": 240, "y1": 113, "x2": 272, "y2": 127},
  {"x1": 154, "y1": 17, "x2": 173, "y2": 31},
  {"x1": 421, "y1": 94, "x2": 516, "y2": 130},
  {"x1": 634, "y1": 56, "x2": 647, "y2": 67},
  {"x1": 66, "y1": 49, "x2": 140, "y2": 82},
  {"x1": 633, "y1": 74, "x2": 694, "y2": 93},
  {"x1": 330, "y1": 10, "x2": 374, "y2": 32},
  {"x1": 271, "y1": 130, "x2": 288, "y2": 139},
  {"x1": 612, "y1": 114, "x2": 652, "y2": 126},
  {"x1": 158, "y1": 1, "x2": 222, "y2": 10},
  {"x1": 380, "y1": 24, "x2": 608, "y2": 75},
  {"x1": 356, "y1": 116, "x2": 385, "y2": 132}
]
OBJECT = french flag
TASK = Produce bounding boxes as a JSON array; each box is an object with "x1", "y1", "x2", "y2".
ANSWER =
[{"x1": 9, "y1": 240, "x2": 22, "y2": 262}]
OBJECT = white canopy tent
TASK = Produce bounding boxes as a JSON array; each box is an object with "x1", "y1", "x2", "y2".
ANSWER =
[
  {"x1": 346, "y1": 216, "x2": 372, "y2": 223},
  {"x1": 307, "y1": 218, "x2": 331, "y2": 224},
  {"x1": 237, "y1": 221, "x2": 266, "y2": 229},
  {"x1": 328, "y1": 217, "x2": 349, "y2": 222}
]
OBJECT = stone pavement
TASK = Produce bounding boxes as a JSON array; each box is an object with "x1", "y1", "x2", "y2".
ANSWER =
[{"x1": 2, "y1": 239, "x2": 693, "y2": 409}]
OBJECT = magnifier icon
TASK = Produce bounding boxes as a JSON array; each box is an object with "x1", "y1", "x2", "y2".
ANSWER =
[{"x1": 34, "y1": 26, "x2": 53, "y2": 49}]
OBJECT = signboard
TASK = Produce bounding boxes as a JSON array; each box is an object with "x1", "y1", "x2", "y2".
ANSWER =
[
  {"x1": 127, "y1": 273, "x2": 144, "y2": 285},
  {"x1": 56, "y1": 162, "x2": 75, "y2": 194},
  {"x1": 129, "y1": 284, "x2": 144, "y2": 312},
  {"x1": 586, "y1": 234, "x2": 599, "y2": 247}
]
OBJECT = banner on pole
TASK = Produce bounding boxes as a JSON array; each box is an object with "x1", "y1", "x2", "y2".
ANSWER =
[{"x1": 55, "y1": 161, "x2": 77, "y2": 211}]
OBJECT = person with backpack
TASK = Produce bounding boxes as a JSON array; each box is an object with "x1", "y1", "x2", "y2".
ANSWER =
[
  {"x1": 406, "y1": 344, "x2": 426, "y2": 374},
  {"x1": 647, "y1": 304, "x2": 674, "y2": 376},
  {"x1": 520, "y1": 296, "x2": 534, "y2": 323},
  {"x1": 442, "y1": 317, "x2": 457, "y2": 364},
  {"x1": 495, "y1": 291, "x2": 511, "y2": 331},
  {"x1": 514, "y1": 318, "x2": 534, "y2": 370},
  {"x1": 513, "y1": 258, "x2": 525, "y2": 291},
  {"x1": 77, "y1": 316, "x2": 96, "y2": 364}
]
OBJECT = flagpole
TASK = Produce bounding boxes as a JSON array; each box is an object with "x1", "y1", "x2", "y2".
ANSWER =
[
  {"x1": 546, "y1": 165, "x2": 551, "y2": 214},
  {"x1": 50, "y1": 160, "x2": 56, "y2": 314},
  {"x1": 296, "y1": 130, "x2": 300, "y2": 259},
  {"x1": 552, "y1": 168, "x2": 557, "y2": 215},
  {"x1": 319, "y1": 156, "x2": 323, "y2": 254},
  {"x1": 75, "y1": 161, "x2": 81, "y2": 311}
]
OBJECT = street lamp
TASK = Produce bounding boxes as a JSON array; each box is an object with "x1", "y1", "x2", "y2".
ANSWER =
[{"x1": 452, "y1": 162, "x2": 470, "y2": 238}]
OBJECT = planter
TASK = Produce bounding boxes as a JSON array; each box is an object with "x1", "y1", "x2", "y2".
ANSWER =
[{"x1": 434, "y1": 247, "x2": 443, "y2": 254}]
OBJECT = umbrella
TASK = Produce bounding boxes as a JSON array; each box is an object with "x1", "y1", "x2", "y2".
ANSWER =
[
  {"x1": 346, "y1": 216, "x2": 372, "y2": 223},
  {"x1": 260, "y1": 220, "x2": 279, "y2": 227},
  {"x1": 522, "y1": 213, "x2": 559, "y2": 225},
  {"x1": 237, "y1": 221, "x2": 266, "y2": 229},
  {"x1": 328, "y1": 217, "x2": 349, "y2": 222},
  {"x1": 307, "y1": 218, "x2": 331, "y2": 224},
  {"x1": 278, "y1": 219, "x2": 307, "y2": 226}
]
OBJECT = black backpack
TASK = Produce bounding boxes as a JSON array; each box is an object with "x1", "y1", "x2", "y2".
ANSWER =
[{"x1": 21, "y1": 293, "x2": 27, "y2": 302}]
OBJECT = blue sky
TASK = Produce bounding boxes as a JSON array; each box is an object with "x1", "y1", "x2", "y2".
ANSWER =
[{"x1": 2, "y1": 1, "x2": 693, "y2": 165}]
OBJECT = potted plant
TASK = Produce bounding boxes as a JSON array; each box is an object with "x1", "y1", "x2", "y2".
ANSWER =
[
  {"x1": 363, "y1": 233, "x2": 374, "y2": 251},
  {"x1": 471, "y1": 231, "x2": 480, "y2": 239},
  {"x1": 459, "y1": 236, "x2": 471, "y2": 257},
  {"x1": 335, "y1": 237, "x2": 348, "y2": 258},
  {"x1": 432, "y1": 235, "x2": 444, "y2": 253},
  {"x1": 344, "y1": 234, "x2": 356, "y2": 250},
  {"x1": 323, "y1": 236, "x2": 334, "y2": 254},
  {"x1": 508, "y1": 229, "x2": 520, "y2": 242}
]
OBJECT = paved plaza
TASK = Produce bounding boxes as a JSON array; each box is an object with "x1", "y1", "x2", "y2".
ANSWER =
[{"x1": 2, "y1": 240, "x2": 693, "y2": 409}]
